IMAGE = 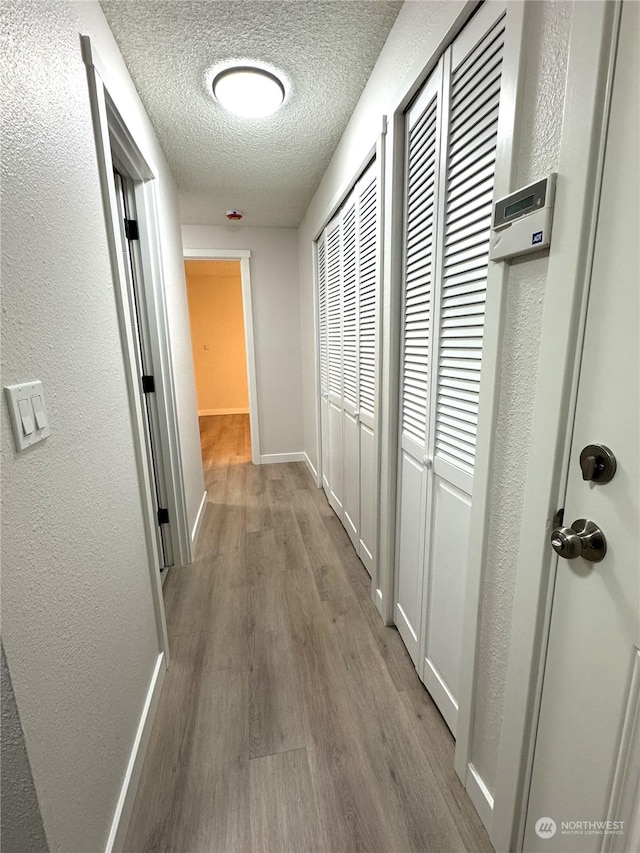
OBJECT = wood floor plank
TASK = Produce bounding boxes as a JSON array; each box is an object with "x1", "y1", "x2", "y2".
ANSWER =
[
  {"x1": 286, "y1": 612, "x2": 397, "y2": 853},
  {"x1": 249, "y1": 748, "x2": 321, "y2": 853},
  {"x1": 181, "y1": 666, "x2": 250, "y2": 853},
  {"x1": 324, "y1": 511, "x2": 423, "y2": 692},
  {"x1": 400, "y1": 687, "x2": 494, "y2": 853},
  {"x1": 246, "y1": 462, "x2": 272, "y2": 534},
  {"x1": 292, "y1": 489, "x2": 355, "y2": 601},
  {"x1": 128, "y1": 415, "x2": 495, "y2": 853},
  {"x1": 124, "y1": 664, "x2": 250, "y2": 853},
  {"x1": 249, "y1": 628, "x2": 306, "y2": 759},
  {"x1": 323, "y1": 595, "x2": 468, "y2": 853}
]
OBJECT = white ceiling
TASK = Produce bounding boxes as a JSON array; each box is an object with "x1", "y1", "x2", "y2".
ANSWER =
[{"x1": 100, "y1": 1, "x2": 402, "y2": 228}]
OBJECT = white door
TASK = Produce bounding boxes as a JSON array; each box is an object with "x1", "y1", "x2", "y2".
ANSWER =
[
  {"x1": 395, "y1": 64, "x2": 443, "y2": 665},
  {"x1": 357, "y1": 162, "x2": 380, "y2": 576},
  {"x1": 422, "y1": 3, "x2": 506, "y2": 736},
  {"x1": 325, "y1": 215, "x2": 344, "y2": 518},
  {"x1": 394, "y1": 2, "x2": 507, "y2": 733},
  {"x1": 113, "y1": 169, "x2": 174, "y2": 570},
  {"x1": 524, "y1": 4, "x2": 639, "y2": 850},
  {"x1": 318, "y1": 236, "x2": 330, "y2": 494},
  {"x1": 342, "y1": 192, "x2": 360, "y2": 548}
]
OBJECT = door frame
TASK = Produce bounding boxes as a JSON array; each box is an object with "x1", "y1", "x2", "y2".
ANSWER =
[
  {"x1": 490, "y1": 3, "x2": 623, "y2": 850},
  {"x1": 81, "y1": 35, "x2": 174, "y2": 658},
  {"x1": 182, "y1": 249, "x2": 260, "y2": 466}
]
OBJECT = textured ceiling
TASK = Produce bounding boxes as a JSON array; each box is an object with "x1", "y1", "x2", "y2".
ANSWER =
[{"x1": 100, "y1": 1, "x2": 402, "y2": 227}]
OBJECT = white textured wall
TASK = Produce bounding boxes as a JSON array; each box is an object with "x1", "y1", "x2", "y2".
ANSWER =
[
  {"x1": 0, "y1": 1, "x2": 201, "y2": 849},
  {"x1": 1, "y1": 644, "x2": 48, "y2": 853},
  {"x1": 297, "y1": 0, "x2": 573, "y2": 800},
  {"x1": 182, "y1": 226, "x2": 303, "y2": 457}
]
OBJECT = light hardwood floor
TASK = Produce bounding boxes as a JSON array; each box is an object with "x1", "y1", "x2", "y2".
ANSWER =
[{"x1": 125, "y1": 414, "x2": 493, "y2": 853}]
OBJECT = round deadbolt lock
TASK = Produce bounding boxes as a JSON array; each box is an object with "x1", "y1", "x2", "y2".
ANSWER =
[
  {"x1": 550, "y1": 518, "x2": 607, "y2": 563},
  {"x1": 579, "y1": 444, "x2": 617, "y2": 483}
]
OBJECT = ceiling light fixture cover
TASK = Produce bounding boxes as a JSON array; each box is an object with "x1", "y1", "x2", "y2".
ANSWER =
[{"x1": 212, "y1": 66, "x2": 285, "y2": 118}]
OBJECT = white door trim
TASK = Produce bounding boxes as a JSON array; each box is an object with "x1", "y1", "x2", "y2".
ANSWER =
[
  {"x1": 183, "y1": 250, "x2": 260, "y2": 465},
  {"x1": 490, "y1": 3, "x2": 622, "y2": 850},
  {"x1": 81, "y1": 35, "x2": 170, "y2": 659}
]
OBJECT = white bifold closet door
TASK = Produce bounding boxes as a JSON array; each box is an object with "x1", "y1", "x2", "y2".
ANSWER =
[
  {"x1": 317, "y1": 159, "x2": 380, "y2": 577},
  {"x1": 342, "y1": 191, "x2": 359, "y2": 545},
  {"x1": 318, "y1": 232, "x2": 330, "y2": 494},
  {"x1": 325, "y1": 214, "x2": 344, "y2": 518},
  {"x1": 356, "y1": 162, "x2": 379, "y2": 574},
  {"x1": 395, "y1": 2, "x2": 506, "y2": 734}
]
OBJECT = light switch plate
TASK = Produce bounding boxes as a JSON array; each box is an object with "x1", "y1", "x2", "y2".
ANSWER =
[{"x1": 4, "y1": 381, "x2": 51, "y2": 452}]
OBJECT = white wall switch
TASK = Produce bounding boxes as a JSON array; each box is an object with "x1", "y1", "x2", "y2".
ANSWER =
[{"x1": 4, "y1": 381, "x2": 51, "y2": 452}]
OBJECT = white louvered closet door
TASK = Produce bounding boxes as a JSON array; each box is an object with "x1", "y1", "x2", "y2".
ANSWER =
[
  {"x1": 341, "y1": 191, "x2": 360, "y2": 548},
  {"x1": 394, "y1": 1, "x2": 507, "y2": 733},
  {"x1": 421, "y1": 3, "x2": 506, "y2": 735},
  {"x1": 394, "y1": 64, "x2": 443, "y2": 664},
  {"x1": 357, "y1": 161, "x2": 379, "y2": 576},
  {"x1": 317, "y1": 235, "x2": 330, "y2": 492},
  {"x1": 325, "y1": 214, "x2": 344, "y2": 517}
]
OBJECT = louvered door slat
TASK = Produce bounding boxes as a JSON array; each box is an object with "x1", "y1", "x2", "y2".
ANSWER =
[{"x1": 434, "y1": 15, "x2": 505, "y2": 478}]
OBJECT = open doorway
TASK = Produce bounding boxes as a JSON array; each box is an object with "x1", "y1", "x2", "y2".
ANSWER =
[{"x1": 184, "y1": 256, "x2": 259, "y2": 470}]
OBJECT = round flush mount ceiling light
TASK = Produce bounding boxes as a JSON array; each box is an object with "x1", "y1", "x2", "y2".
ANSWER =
[{"x1": 212, "y1": 66, "x2": 285, "y2": 118}]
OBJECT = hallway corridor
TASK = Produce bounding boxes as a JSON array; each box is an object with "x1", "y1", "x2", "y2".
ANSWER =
[{"x1": 125, "y1": 415, "x2": 493, "y2": 852}]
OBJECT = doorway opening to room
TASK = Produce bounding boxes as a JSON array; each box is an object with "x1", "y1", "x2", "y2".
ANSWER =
[{"x1": 184, "y1": 256, "x2": 259, "y2": 472}]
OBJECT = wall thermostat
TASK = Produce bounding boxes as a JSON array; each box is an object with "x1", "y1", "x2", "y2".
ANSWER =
[{"x1": 490, "y1": 174, "x2": 557, "y2": 262}]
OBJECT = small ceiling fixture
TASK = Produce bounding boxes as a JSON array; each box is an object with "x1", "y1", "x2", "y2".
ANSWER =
[
  {"x1": 212, "y1": 66, "x2": 285, "y2": 118},
  {"x1": 226, "y1": 209, "x2": 243, "y2": 221}
]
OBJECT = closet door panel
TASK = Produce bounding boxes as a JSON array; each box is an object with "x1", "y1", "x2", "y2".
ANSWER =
[
  {"x1": 357, "y1": 162, "x2": 379, "y2": 570},
  {"x1": 395, "y1": 447, "x2": 426, "y2": 664},
  {"x1": 342, "y1": 194, "x2": 360, "y2": 544},
  {"x1": 326, "y1": 216, "x2": 344, "y2": 517},
  {"x1": 358, "y1": 421, "x2": 375, "y2": 576},
  {"x1": 343, "y1": 413, "x2": 360, "y2": 546},
  {"x1": 318, "y1": 235, "x2": 330, "y2": 493},
  {"x1": 394, "y1": 66, "x2": 442, "y2": 664},
  {"x1": 422, "y1": 5, "x2": 506, "y2": 733},
  {"x1": 422, "y1": 477, "x2": 471, "y2": 734}
]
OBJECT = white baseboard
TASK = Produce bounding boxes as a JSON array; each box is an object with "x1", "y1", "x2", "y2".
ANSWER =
[
  {"x1": 198, "y1": 407, "x2": 249, "y2": 416},
  {"x1": 303, "y1": 451, "x2": 319, "y2": 483},
  {"x1": 191, "y1": 491, "x2": 207, "y2": 548},
  {"x1": 466, "y1": 762, "x2": 495, "y2": 832},
  {"x1": 105, "y1": 653, "x2": 166, "y2": 853},
  {"x1": 259, "y1": 452, "x2": 306, "y2": 464}
]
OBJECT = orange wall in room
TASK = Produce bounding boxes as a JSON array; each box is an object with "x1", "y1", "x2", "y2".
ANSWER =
[{"x1": 185, "y1": 259, "x2": 249, "y2": 414}]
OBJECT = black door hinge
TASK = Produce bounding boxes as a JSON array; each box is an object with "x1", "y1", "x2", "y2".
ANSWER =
[
  {"x1": 142, "y1": 375, "x2": 155, "y2": 393},
  {"x1": 124, "y1": 218, "x2": 139, "y2": 240},
  {"x1": 157, "y1": 507, "x2": 170, "y2": 526}
]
